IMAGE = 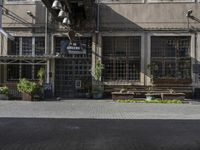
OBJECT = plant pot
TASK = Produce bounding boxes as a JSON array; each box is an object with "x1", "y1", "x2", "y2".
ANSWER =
[
  {"x1": 22, "y1": 93, "x2": 33, "y2": 101},
  {"x1": 0, "y1": 94, "x2": 9, "y2": 100}
]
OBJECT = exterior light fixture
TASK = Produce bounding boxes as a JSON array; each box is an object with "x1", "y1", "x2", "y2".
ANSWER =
[
  {"x1": 186, "y1": 9, "x2": 193, "y2": 17},
  {"x1": 58, "y1": 10, "x2": 69, "y2": 18},
  {"x1": 62, "y1": 17, "x2": 71, "y2": 26},
  {"x1": 51, "y1": 0, "x2": 62, "y2": 10},
  {"x1": 26, "y1": 10, "x2": 34, "y2": 18}
]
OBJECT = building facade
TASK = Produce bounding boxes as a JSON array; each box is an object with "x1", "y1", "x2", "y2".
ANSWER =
[{"x1": 0, "y1": 0, "x2": 200, "y2": 98}]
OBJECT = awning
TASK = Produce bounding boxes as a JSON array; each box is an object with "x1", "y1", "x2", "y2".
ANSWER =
[{"x1": 0, "y1": 28, "x2": 14, "y2": 40}]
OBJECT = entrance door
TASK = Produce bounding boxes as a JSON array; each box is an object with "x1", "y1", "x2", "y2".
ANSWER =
[
  {"x1": 55, "y1": 59, "x2": 92, "y2": 98},
  {"x1": 54, "y1": 37, "x2": 92, "y2": 98}
]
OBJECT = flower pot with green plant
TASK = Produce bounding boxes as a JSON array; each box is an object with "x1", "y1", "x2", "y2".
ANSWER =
[
  {"x1": 17, "y1": 78, "x2": 38, "y2": 101},
  {"x1": 0, "y1": 86, "x2": 9, "y2": 100},
  {"x1": 92, "y1": 60, "x2": 104, "y2": 99},
  {"x1": 37, "y1": 67, "x2": 45, "y2": 99}
]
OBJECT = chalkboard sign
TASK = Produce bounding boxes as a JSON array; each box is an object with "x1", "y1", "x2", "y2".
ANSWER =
[
  {"x1": 193, "y1": 64, "x2": 200, "y2": 73},
  {"x1": 43, "y1": 83, "x2": 52, "y2": 98}
]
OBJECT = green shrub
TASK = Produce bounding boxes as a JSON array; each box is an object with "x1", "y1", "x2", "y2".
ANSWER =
[
  {"x1": 17, "y1": 78, "x2": 38, "y2": 95},
  {"x1": 37, "y1": 67, "x2": 45, "y2": 86},
  {"x1": 0, "y1": 86, "x2": 9, "y2": 95},
  {"x1": 116, "y1": 99, "x2": 182, "y2": 104}
]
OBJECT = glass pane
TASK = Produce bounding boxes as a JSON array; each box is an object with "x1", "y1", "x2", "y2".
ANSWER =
[
  {"x1": 22, "y1": 37, "x2": 32, "y2": 55},
  {"x1": 21, "y1": 65, "x2": 32, "y2": 79},
  {"x1": 7, "y1": 65, "x2": 20, "y2": 80},
  {"x1": 35, "y1": 37, "x2": 45, "y2": 55}
]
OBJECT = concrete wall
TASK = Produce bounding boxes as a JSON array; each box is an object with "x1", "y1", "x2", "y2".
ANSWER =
[
  {"x1": 99, "y1": 3, "x2": 200, "y2": 31},
  {"x1": 2, "y1": 1, "x2": 46, "y2": 28}
]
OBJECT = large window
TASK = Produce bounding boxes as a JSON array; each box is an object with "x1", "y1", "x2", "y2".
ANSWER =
[
  {"x1": 99, "y1": 0, "x2": 144, "y2": 3},
  {"x1": 8, "y1": 37, "x2": 45, "y2": 56},
  {"x1": 151, "y1": 36, "x2": 191, "y2": 80},
  {"x1": 7, "y1": 64, "x2": 45, "y2": 80},
  {"x1": 102, "y1": 36, "x2": 141, "y2": 81},
  {"x1": 147, "y1": 0, "x2": 194, "y2": 2}
]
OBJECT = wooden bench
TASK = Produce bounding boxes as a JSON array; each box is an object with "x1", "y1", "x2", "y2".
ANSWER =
[
  {"x1": 161, "y1": 93, "x2": 185, "y2": 100},
  {"x1": 112, "y1": 92, "x2": 135, "y2": 100}
]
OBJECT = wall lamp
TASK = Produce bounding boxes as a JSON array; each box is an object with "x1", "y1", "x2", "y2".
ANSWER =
[
  {"x1": 186, "y1": 9, "x2": 193, "y2": 18},
  {"x1": 52, "y1": 0, "x2": 62, "y2": 10},
  {"x1": 62, "y1": 17, "x2": 71, "y2": 25},
  {"x1": 26, "y1": 10, "x2": 34, "y2": 18}
]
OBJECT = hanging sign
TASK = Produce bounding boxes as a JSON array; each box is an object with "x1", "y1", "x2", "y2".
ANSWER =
[
  {"x1": 60, "y1": 38, "x2": 86, "y2": 55},
  {"x1": 67, "y1": 43, "x2": 86, "y2": 54}
]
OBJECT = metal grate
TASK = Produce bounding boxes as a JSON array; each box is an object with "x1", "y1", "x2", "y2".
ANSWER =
[
  {"x1": 22, "y1": 37, "x2": 32, "y2": 55},
  {"x1": 151, "y1": 36, "x2": 191, "y2": 79},
  {"x1": 8, "y1": 37, "x2": 20, "y2": 55},
  {"x1": 54, "y1": 37, "x2": 92, "y2": 98},
  {"x1": 102, "y1": 36, "x2": 141, "y2": 81},
  {"x1": 35, "y1": 37, "x2": 45, "y2": 55},
  {"x1": 7, "y1": 64, "x2": 45, "y2": 80}
]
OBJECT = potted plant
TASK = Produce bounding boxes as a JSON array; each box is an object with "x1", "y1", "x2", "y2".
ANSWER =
[
  {"x1": 37, "y1": 67, "x2": 45, "y2": 86},
  {"x1": 17, "y1": 78, "x2": 38, "y2": 101},
  {"x1": 0, "y1": 86, "x2": 9, "y2": 100},
  {"x1": 92, "y1": 60, "x2": 104, "y2": 99},
  {"x1": 37, "y1": 67, "x2": 45, "y2": 99}
]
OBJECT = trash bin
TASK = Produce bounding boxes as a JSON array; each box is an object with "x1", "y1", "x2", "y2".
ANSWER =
[
  {"x1": 194, "y1": 88, "x2": 200, "y2": 99},
  {"x1": 43, "y1": 83, "x2": 52, "y2": 99}
]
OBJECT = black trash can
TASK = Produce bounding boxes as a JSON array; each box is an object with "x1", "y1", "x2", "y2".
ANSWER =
[
  {"x1": 43, "y1": 83, "x2": 53, "y2": 99},
  {"x1": 194, "y1": 88, "x2": 200, "y2": 99}
]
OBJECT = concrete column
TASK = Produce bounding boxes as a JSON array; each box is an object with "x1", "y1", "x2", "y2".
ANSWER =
[
  {"x1": 51, "y1": 58, "x2": 55, "y2": 96},
  {"x1": 145, "y1": 33, "x2": 151, "y2": 86},
  {"x1": 51, "y1": 35, "x2": 54, "y2": 55},
  {"x1": 191, "y1": 34, "x2": 196, "y2": 86},
  {"x1": 98, "y1": 33, "x2": 102, "y2": 61},
  {"x1": 46, "y1": 59, "x2": 50, "y2": 83},
  {"x1": 0, "y1": 65, "x2": 2, "y2": 85},
  {"x1": 140, "y1": 33, "x2": 145, "y2": 86},
  {"x1": 32, "y1": 37, "x2": 35, "y2": 56},
  {"x1": 196, "y1": 33, "x2": 200, "y2": 86},
  {"x1": 91, "y1": 34, "x2": 96, "y2": 78}
]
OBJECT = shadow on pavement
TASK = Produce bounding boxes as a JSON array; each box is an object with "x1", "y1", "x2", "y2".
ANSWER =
[{"x1": 0, "y1": 118, "x2": 200, "y2": 150}]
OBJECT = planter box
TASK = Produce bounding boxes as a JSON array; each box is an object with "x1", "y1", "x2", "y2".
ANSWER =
[
  {"x1": 0, "y1": 94, "x2": 9, "y2": 100},
  {"x1": 112, "y1": 92, "x2": 135, "y2": 100},
  {"x1": 154, "y1": 79, "x2": 192, "y2": 84},
  {"x1": 22, "y1": 93, "x2": 33, "y2": 101},
  {"x1": 161, "y1": 93, "x2": 185, "y2": 100},
  {"x1": 145, "y1": 93, "x2": 161, "y2": 101}
]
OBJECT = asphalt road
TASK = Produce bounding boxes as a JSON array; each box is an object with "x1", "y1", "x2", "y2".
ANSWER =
[{"x1": 0, "y1": 118, "x2": 200, "y2": 150}]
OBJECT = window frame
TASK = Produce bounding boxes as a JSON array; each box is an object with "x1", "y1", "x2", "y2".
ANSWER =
[
  {"x1": 147, "y1": 0, "x2": 195, "y2": 3},
  {"x1": 7, "y1": 36, "x2": 45, "y2": 56},
  {"x1": 97, "y1": 0, "x2": 145, "y2": 3},
  {"x1": 150, "y1": 35, "x2": 192, "y2": 80},
  {"x1": 102, "y1": 36, "x2": 141, "y2": 82}
]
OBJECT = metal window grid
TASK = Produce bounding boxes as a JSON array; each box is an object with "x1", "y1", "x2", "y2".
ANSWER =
[
  {"x1": 102, "y1": 36, "x2": 141, "y2": 81},
  {"x1": 151, "y1": 36, "x2": 191, "y2": 79}
]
